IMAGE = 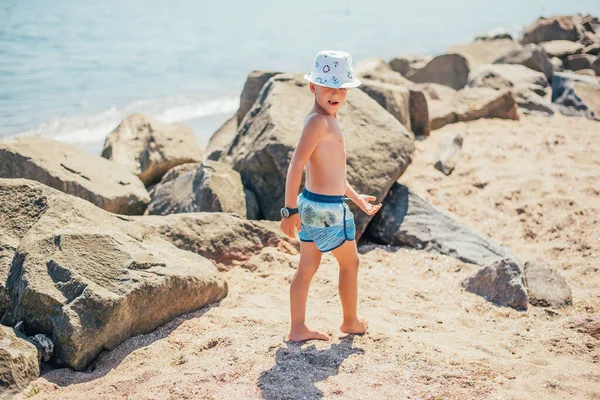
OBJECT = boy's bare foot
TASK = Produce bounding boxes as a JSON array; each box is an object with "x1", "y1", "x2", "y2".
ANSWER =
[
  {"x1": 340, "y1": 317, "x2": 368, "y2": 334},
  {"x1": 288, "y1": 325, "x2": 330, "y2": 342}
]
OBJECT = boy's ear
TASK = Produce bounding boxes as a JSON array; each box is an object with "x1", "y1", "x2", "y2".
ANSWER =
[{"x1": 309, "y1": 82, "x2": 316, "y2": 94}]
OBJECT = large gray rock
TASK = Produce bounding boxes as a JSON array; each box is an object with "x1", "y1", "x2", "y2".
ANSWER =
[
  {"x1": 540, "y1": 40, "x2": 584, "y2": 58},
  {"x1": 448, "y1": 39, "x2": 522, "y2": 69},
  {"x1": 406, "y1": 54, "x2": 470, "y2": 90},
  {"x1": 355, "y1": 58, "x2": 413, "y2": 86},
  {"x1": 523, "y1": 260, "x2": 572, "y2": 308},
  {"x1": 583, "y1": 43, "x2": 600, "y2": 56},
  {"x1": 427, "y1": 87, "x2": 519, "y2": 130},
  {"x1": 462, "y1": 258, "x2": 528, "y2": 311},
  {"x1": 146, "y1": 160, "x2": 247, "y2": 217},
  {"x1": 468, "y1": 64, "x2": 549, "y2": 94},
  {"x1": 0, "y1": 136, "x2": 149, "y2": 215},
  {"x1": 563, "y1": 54, "x2": 596, "y2": 71},
  {"x1": 0, "y1": 179, "x2": 227, "y2": 371},
  {"x1": 493, "y1": 44, "x2": 554, "y2": 80},
  {"x1": 365, "y1": 183, "x2": 515, "y2": 266},
  {"x1": 388, "y1": 54, "x2": 433, "y2": 76},
  {"x1": 521, "y1": 15, "x2": 585, "y2": 44},
  {"x1": 359, "y1": 79, "x2": 412, "y2": 131},
  {"x1": 101, "y1": 113, "x2": 204, "y2": 186},
  {"x1": 205, "y1": 114, "x2": 237, "y2": 161},
  {"x1": 0, "y1": 326, "x2": 40, "y2": 397},
  {"x1": 592, "y1": 55, "x2": 600, "y2": 75},
  {"x1": 512, "y1": 87, "x2": 556, "y2": 116},
  {"x1": 434, "y1": 133, "x2": 463, "y2": 175},
  {"x1": 551, "y1": 72, "x2": 600, "y2": 119},
  {"x1": 238, "y1": 70, "x2": 282, "y2": 125},
  {"x1": 137, "y1": 213, "x2": 298, "y2": 271},
  {"x1": 222, "y1": 73, "x2": 415, "y2": 240}
]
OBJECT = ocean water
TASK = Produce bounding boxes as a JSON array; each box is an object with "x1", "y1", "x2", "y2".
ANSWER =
[{"x1": 1, "y1": 1, "x2": 599, "y2": 154}]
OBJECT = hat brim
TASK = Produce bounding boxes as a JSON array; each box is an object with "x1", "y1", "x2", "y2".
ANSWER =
[{"x1": 303, "y1": 73, "x2": 362, "y2": 89}]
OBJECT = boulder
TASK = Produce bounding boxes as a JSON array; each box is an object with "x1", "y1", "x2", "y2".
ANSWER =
[
  {"x1": 593, "y1": 55, "x2": 600, "y2": 75},
  {"x1": 468, "y1": 64, "x2": 549, "y2": 94},
  {"x1": 406, "y1": 54, "x2": 470, "y2": 90},
  {"x1": 563, "y1": 54, "x2": 596, "y2": 71},
  {"x1": 365, "y1": 183, "x2": 515, "y2": 266},
  {"x1": 512, "y1": 87, "x2": 555, "y2": 116},
  {"x1": 0, "y1": 179, "x2": 227, "y2": 371},
  {"x1": 222, "y1": 73, "x2": 415, "y2": 240},
  {"x1": 540, "y1": 40, "x2": 584, "y2": 58},
  {"x1": 0, "y1": 326, "x2": 40, "y2": 397},
  {"x1": 146, "y1": 160, "x2": 247, "y2": 216},
  {"x1": 522, "y1": 260, "x2": 572, "y2": 308},
  {"x1": 355, "y1": 57, "x2": 413, "y2": 86},
  {"x1": 551, "y1": 72, "x2": 600, "y2": 118},
  {"x1": 493, "y1": 44, "x2": 554, "y2": 80},
  {"x1": 475, "y1": 33, "x2": 513, "y2": 41},
  {"x1": 101, "y1": 113, "x2": 203, "y2": 186},
  {"x1": 462, "y1": 258, "x2": 528, "y2": 311},
  {"x1": 521, "y1": 15, "x2": 585, "y2": 44},
  {"x1": 428, "y1": 87, "x2": 519, "y2": 130},
  {"x1": 408, "y1": 89, "x2": 431, "y2": 137},
  {"x1": 434, "y1": 133, "x2": 463, "y2": 175},
  {"x1": 238, "y1": 70, "x2": 282, "y2": 125},
  {"x1": 388, "y1": 54, "x2": 433, "y2": 77},
  {"x1": 137, "y1": 213, "x2": 298, "y2": 271},
  {"x1": 0, "y1": 136, "x2": 149, "y2": 215},
  {"x1": 583, "y1": 43, "x2": 600, "y2": 56},
  {"x1": 359, "y1": 79, "x2": 412, "y2": 131},
  {"x1": 205, "y1": 114, "x2": 237, "y2": 161},
  {"x1": 448, "y1": 39, "x2": 522, "y2": 69}
]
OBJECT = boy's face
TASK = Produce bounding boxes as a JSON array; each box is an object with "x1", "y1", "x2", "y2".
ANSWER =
[{"x1": 310, "y1": 83, "x2": 349, "y2": 113}]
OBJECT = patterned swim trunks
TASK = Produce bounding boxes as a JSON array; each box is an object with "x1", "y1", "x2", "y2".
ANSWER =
[{"x1": 297, "y1": 187, "x2": 356, "y2": 252}]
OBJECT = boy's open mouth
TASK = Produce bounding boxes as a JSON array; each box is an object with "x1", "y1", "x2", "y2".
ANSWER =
[{"x1": 328, "y1": 100, "x2": 339, "y2": 106}]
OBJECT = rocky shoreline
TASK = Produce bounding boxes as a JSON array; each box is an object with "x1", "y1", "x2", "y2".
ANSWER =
[{"x1": 0, "y1": 13, "x2": 599, "y2": 399}]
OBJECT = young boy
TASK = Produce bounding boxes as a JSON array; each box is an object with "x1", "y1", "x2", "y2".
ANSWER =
[{"x1": 279, "y1": 50, "x2": 382, "y2": 342}]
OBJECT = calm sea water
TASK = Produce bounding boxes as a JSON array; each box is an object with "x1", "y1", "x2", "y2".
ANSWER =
[{"x1": 1, "y1": 1, "x2": 599, "y2": 153}]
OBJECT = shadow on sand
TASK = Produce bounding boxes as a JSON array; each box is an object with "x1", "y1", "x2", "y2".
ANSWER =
[
  {"x1": 258, "y1": 335, "x2": 364, "y2": 399},
  {"x1": 39, "y1": 300, "x2": 221, "y2": 387}
]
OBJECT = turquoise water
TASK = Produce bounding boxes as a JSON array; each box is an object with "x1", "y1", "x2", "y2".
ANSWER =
[{"x1": 2, "y1": 1, "x2": 599, "y2": 153}]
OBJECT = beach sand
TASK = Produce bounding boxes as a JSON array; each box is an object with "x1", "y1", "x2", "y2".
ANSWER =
[{"x1": 16, "y1": 114, "x2": 600, "y2": 399}]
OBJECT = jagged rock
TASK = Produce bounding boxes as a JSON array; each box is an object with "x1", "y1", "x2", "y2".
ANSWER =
[
  {"x1": 462, "y1": 258, "x2": 528, "y2": 311},
  {"x1": 468, "y1": 64, "x2": 549, "y2": 95},
  {"x1": 551, "y1": 72, "x2": 600, "y2": 118},
  {"x1": 409, "y1": 89, "x2": 431, "y2": 137},
  {"x1": 0, "y1": 179, "x2": 227, "y2": 371},
  {"x1": 222, "y1": 73, "x2": 414, "y2": 240},
  {"x1": 512, "y1": 87, "x2": 555, "y2": 116},
  {"x1": 138, "y1": 212, "x2": 298, "y2": 271},
  {"x1": 592, "y1": 55, "x2": 600, "y2": 75},
  {"x1": 388, "y1": 54, "x2": 433, "y2": 76},
  {"x1": 237, "y1": 70, "x2": 282, "y2": 125},
  {"x1": 540, "y1": 40, "x2": 584, "y2": 58},
  {"x1": 0, "y1": 136, "x2": 149, "y2": 215},
  {"x1": 101, "y1": 113, "x2": 203, "y2": 186},
  {"x1": 523, "y1": 260, "x2": 572, "y2": 308},
  {"x1": 365, "y1": 183, "x2": 515, "y2": 266},
  {"x1": 355, "y1": 58, "x2": 413, "y2": 86},
  {"x1": 449, "y1": 39, "x2": 522, "y2": 69},
  {"x1": 359, "y1": 79, "x2": 412, "y2": 131},
  {"x1": 205, "y1": 114, "x2": 237, "y2": 161},
  {"x1": 521, "y1": 15, "x2": 585, "y2": 44},
  {"x1": 434, "y1": 133, "x2": 463, "y2": 175},
  {"x1": 583, "y1": 43, "x2": 600, "y2": 56},
  {"x1": 146, "y1": 160, "x2": 246, "y2": 217},
  {"x1": 0, "y1": 326, "x2": 40, "y2": 397},
  {"x1": 493, "y1": 44, "x2": 554, "y2": 80},
  {"x1": 428, "y1": 87, "x2": 519, "y2": 130},
  {"x1": 563, "y1": 54, "x2": 596, "y2": 71},
  {"x1": 406, "y1": 54, "x2": 470, "y2": 90}
]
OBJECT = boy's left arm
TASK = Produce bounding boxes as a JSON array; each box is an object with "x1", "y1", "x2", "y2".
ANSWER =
[{"x1": 344, "y1": 179, "x2": 382, "y2": 216}]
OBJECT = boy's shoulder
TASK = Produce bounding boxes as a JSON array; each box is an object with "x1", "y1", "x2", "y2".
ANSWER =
[{"x1": 303, "y1": 111, "x2": 330, "y2": 129}]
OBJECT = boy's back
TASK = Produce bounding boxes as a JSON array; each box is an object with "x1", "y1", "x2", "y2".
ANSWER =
[{"x1": 279, "y1": 50, "x2": 382, "y2": 342}]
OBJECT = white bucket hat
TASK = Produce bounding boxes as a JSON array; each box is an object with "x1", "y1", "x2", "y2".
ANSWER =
[{"x1": 304, "y1": 50, "x2": 362, "y2": 89}]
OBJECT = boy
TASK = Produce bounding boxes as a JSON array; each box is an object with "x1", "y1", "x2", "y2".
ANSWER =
[{"x1": 279, "y1": 50, "x2": 382, "y2": 342}]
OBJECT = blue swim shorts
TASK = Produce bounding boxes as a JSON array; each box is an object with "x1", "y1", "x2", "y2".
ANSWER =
[{"x1": 297, "y1": 187, "x2": 356, "y2": 252}]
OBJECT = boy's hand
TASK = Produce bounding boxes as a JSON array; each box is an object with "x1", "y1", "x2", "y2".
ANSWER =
[
  {"x1": 356, "y1": 194, "x2": 382, "y2": 215},
  {"x1": 280, "y1": 214, "x2": 302, "y2": 239}
]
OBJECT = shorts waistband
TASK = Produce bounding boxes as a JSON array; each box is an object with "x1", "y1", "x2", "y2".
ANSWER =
[{"x1": 302, "y1": 188, "x2": 348, "y2": 203}]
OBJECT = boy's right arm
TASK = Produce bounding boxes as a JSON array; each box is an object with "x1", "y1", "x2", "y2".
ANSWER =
[{"x1": 280, "y1": 114, "x2": 327, "y2": 238}]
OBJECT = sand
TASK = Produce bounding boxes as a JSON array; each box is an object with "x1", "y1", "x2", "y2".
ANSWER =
[{"x1": 15, "y1": 114, "x2": 600, "y2": 400}]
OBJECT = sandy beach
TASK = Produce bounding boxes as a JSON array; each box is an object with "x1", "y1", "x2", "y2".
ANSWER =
[{"x1": 11, "y1": 113, "x2": 599, "y2": 400}]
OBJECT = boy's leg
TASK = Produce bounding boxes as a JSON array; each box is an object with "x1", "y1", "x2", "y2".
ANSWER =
[
  {"x1": 288, "y1": 240, "x2": 330, "y2": 342},
  {"x1": 331, "y1": 239, "x2": 368, "y2": 334}
]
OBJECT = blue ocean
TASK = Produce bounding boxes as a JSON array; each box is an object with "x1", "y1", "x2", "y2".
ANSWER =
[{"x1": 1, "y1": 1, "x2": 599, "y2": 154}]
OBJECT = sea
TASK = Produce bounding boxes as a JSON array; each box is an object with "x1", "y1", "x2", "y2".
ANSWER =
[{"x1": 2, "y1": 0, "x2": 599, "y2": 154}]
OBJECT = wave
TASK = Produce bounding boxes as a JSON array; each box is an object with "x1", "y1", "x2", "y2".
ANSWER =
[{"x1": 6, "y1": 94, "x2": 239, "y2": 145}]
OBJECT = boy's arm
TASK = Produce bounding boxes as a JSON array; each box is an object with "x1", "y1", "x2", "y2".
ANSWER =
[
  {"x1": 344, "y1": 179, "x2": 361, "y2": 203},
  {"x1": 284, "y1": 114, "x2": 327, "y2": 208},
  {"x1": 345, "y1": 179, "x2": 383, "y2": 215}
]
